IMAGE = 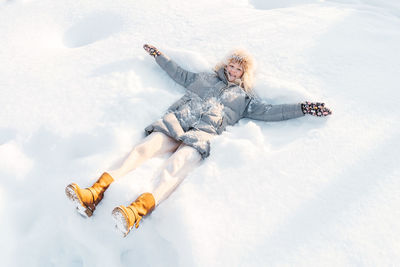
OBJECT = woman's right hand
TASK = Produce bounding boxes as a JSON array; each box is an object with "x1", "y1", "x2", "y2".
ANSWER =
[{"x1": 143, "y1": 44, "x2": 162, "y2": 58}]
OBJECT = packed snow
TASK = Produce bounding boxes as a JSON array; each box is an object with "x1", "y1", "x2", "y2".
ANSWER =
[{"x1": 1, "y1": 0, "x2": 399, "y2": 266}]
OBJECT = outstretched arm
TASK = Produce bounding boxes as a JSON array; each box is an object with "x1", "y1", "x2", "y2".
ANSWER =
[
  {"x1": 143, "y1": 44, "x2": 198, "y2": 88},
  {"x1": 243, "y1": 98, "x2": 332, "y2": 122}
]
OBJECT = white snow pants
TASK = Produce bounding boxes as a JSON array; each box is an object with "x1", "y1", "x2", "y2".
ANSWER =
[{"x1": 108, "y1": 132, "x2": 202, "y2": 206}]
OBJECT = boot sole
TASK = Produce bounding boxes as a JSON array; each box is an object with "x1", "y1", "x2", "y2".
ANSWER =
[
  {"x1": 65, "y1": 184, "x2": 93, "y2": 218},
  {"x1": 112, "y1": 207, "x2": 131, "y2": 237}
]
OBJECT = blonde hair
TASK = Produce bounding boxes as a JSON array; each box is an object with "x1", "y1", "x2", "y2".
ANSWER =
[{"x1": 214, "y1": 48, "x2": 255, "y2": 95}]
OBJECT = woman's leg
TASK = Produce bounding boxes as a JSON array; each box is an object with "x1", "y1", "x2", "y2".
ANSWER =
[
  {"x1": 108, "y1": 132, "x2": 181, "y2": 180},
  {"x1": 66, "y1": 132, "x2": 179, "y2": 218},
  {"x1": 110, "y1": 144, "x2": 201, "y2": 236},
  {"x1": 152, "y1": 144, "x2": 202, "y2": 206}
]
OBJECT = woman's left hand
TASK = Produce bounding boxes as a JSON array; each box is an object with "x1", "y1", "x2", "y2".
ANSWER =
[{"x1": 301, "y1": 101, "x2": 332, "y2": 116}]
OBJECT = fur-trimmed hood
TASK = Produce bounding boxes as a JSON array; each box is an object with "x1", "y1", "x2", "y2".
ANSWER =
[{"x1": 214, "y1": 48, "x2": 256, "y2": 95}]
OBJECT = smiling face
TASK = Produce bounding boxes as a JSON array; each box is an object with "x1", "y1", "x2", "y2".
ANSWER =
[{"x1": 225, "y1": 61, "x2": 244, "y2": 82}]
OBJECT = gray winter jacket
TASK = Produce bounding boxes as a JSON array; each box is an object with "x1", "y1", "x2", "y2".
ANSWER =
[{"x1": 145, "y1": 54, "x2": 305, "y2": 158}]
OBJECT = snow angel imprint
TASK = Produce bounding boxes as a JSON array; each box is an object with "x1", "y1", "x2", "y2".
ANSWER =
[{"x1": 65, "y1": 44, "x2": 332, "y2": 237}]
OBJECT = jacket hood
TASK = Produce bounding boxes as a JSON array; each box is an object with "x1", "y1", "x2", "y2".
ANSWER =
[{"x1": 216, "y1": 66, "x2": 228, "y2": 84}]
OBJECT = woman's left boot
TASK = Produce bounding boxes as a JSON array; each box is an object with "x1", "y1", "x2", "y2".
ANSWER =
[
  {"x1": 65, "y1": 172, "x2": 114, "y2": 217},
  {"x1": 112, "y1": 193, "x2": 155, "y2": 237}
]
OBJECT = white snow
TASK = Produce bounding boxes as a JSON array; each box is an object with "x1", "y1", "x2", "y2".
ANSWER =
[{"x1": 1, "y1": 0, "x2": 400, "y2": 266}]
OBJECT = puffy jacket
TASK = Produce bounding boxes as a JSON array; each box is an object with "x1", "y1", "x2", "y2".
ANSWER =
[{"x1": 145, "y1": 54, "x2": 304, "y2": 158}]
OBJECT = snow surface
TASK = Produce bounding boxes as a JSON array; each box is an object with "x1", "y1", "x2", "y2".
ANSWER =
[{"x1": 1, "y1": 0, "x2": 400, "y2": 266}]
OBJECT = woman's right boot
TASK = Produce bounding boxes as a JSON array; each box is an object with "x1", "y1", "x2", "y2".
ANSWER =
[{"x1": 65, "y1": 172, "x2": 114, "y2": 217}]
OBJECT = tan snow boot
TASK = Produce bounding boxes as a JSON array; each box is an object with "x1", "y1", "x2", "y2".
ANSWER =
[
  {"x1": 65, "y1": 172, "x2": 114, "y2": 217},
  {"x1": 112, "y1": 193, "x2": 155, "y2": 237}
]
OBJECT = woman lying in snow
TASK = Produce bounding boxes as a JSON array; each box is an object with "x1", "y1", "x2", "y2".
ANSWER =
[{"x1": 65, "y1": 44, "x2": 332, "y2": 237}]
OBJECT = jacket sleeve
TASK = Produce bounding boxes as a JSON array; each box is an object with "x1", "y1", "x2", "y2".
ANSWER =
[
  {"x1": 243, "y1": 97, "x2": 305, "y2": 121},
  {"x1": 155, "y1": 54, "x2": 198, "y2": 88}
]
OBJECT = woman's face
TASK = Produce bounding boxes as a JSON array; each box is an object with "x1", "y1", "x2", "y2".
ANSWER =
[{"x1": 225, "y1": 61, "x2": 244, "y2": 82}]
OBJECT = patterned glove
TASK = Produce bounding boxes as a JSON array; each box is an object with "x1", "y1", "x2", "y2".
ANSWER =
[
  {"x1": 301, "y1": 101, "x2": 332, "y2": 116},
  {"x1": 143, "y1": 44, "x2": 162, "y2": 58}
]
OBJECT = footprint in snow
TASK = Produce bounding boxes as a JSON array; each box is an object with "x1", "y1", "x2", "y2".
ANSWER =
[{"x1": 63, "y1": 12, "x2": 124, "y2": 48}]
